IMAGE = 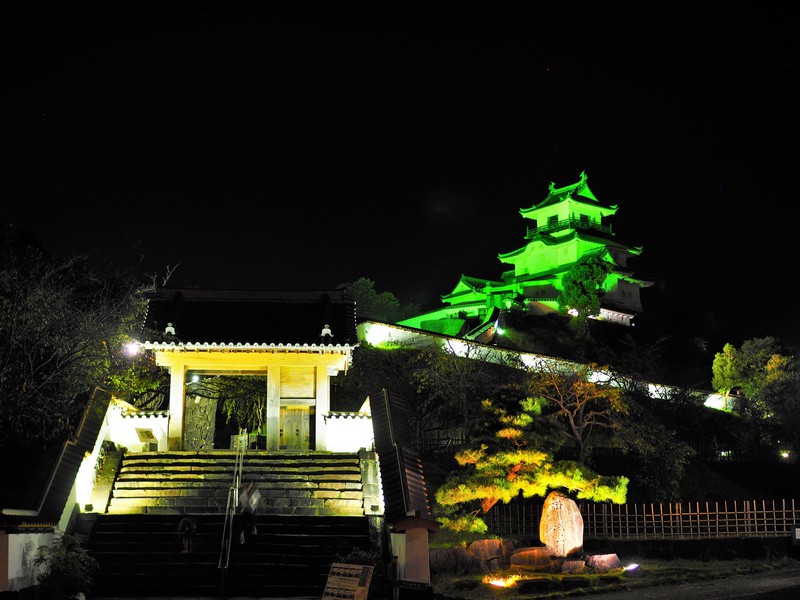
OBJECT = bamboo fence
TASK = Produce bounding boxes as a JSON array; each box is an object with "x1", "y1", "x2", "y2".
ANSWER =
[{"x1": 485, "y1": 498, "x2": 800, "y2": 540}]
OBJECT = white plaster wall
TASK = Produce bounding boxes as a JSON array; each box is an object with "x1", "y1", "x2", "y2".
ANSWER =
[
  {"x1": 324, "y1": 415, "x2": 373, "y2": 452},
  {"x1": 390, "y1": 531, "x2": 406, "y2": 581},
  {"x1": 105, "y1": 404, "x2": 168, "y2": 451},
  {"x1": 3, "y1": 531, "x2": 53, "y2": 592}
]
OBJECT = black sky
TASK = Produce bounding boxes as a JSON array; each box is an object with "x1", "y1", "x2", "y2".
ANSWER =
[{"x1": 4, "y1": 4, "x2": 799, "y2": 346}]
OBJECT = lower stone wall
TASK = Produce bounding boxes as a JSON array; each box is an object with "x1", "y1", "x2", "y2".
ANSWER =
[
  {"x1": 429, "y1": 537, "x2": 799, "y2": 575},
  {"x1": 183, "y1": 396, "x2": 217, "y2": 451}
]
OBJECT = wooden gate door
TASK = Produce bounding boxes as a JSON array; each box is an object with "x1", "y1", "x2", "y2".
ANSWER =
[{"x1": 280, "y1": 407, "x2": 310, "y2": 450}]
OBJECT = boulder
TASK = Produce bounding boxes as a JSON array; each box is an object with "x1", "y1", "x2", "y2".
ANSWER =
[
  {"x1": 585, "y1": 553, "x2": 623, "y2": 571},
  {"x1": 560, "y1": 559, "x2": 586, "y2": 573},
  {"x1": 429, "y1": 545, "x2": 480, "y2": 574},
  {"x1": 467, "y1": 538, "x2": 516, "y2": 572},
  {"x1": 509, "y1": 546, "x2": 552, "y2": 571}
]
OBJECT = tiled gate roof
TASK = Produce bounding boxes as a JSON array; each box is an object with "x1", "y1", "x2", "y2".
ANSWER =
[{"x1": 142, "y1": 287, "x2": 358, "y2": 347}]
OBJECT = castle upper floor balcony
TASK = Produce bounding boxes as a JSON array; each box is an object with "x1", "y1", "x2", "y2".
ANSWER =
[{"x1": 526, "y1": 217, "x2": 612, "y2": 238}]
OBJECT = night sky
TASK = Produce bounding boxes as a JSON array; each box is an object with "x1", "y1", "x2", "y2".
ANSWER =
[{"x1": 5, "y1": 5, "x2": 798, "y2": 346}]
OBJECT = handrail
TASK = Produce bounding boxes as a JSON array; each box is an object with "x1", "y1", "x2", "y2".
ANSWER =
[{"x1": 218, "y1": 428, "x2": 247, "y2": 570}]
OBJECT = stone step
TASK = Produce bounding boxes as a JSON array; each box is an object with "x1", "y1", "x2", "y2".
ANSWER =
[
  {"x1": 107, "y1": 497, "x2": 366, "y2": 516},
  {"x1": 120, "y1": 451, "x2": 361, "y2": 466},
  {"x1": 86, "y1": 513, "x2": 374, "y2": 598}
]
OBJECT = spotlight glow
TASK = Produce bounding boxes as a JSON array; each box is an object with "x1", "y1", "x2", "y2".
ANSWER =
[
  {"x1": 123, "y1": 342, "x2": 141, "y2": 356},
  {"x1": 483, "y1": 574, "x2": 519, "y2": 587}
]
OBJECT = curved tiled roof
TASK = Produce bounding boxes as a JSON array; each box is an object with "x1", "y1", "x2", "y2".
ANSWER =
[
  {"x1": 141, "y1": 287, "x2": 359, "y2": 347},
  {"x1": 521, "y1": 170, "x2": 617, "y2": 213}
]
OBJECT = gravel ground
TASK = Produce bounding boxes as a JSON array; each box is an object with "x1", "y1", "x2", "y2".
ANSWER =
[
  {"x1": 432, "y1": 559, "x2": 800, "y2": 600},
  {"x1": 575, "y1": 564, "x2": 800, "y2": 599}
]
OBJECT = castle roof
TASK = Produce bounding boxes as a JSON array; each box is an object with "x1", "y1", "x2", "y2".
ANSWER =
[
  {"x1": 520, "y1": 170, "x2": 618, "y2": 215},
  {"x1": 519, "y1": 171, "x2": 617, "y2": 216},
  {"x1": 498, "y1": 229, "x2": 639, "y2": 263}
]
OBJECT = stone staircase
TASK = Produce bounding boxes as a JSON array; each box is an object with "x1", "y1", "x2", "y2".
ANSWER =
[
  {"x1": 85, "y1": 450, "x2": 382, "y2": 598},
  {"x1": 105, "y1": 450, "x2": 368, "y2": 516}
]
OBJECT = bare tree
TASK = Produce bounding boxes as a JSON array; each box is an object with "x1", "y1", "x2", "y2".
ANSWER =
[
  {"x1": 412, "y1": 341, "x2": 525, "y2": 444},
  {"x1": 0, "y1": 231, "x2": 149, "y2": 449},
  {"x1": 526, "y1": 360, "x2": 627, "y2": 461}
]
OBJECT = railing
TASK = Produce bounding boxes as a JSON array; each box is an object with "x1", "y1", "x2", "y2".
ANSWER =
[
  {"x1": 419, "y1": 432, "x2": 466, "y2": 455},
  {"x1": 526, "y1": 217, "x2": 612, "y2": 238},
  {"x1": 485, "y1": 498, "x2": 800, "y2": 540},
  {"x1": 689, "y1": 441, "x2": 786, "y2": 463},
  {"x1": 218, "y1": 428, "x2": 247, "y2": 571}
]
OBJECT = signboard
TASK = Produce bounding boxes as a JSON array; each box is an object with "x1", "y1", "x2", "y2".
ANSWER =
[
  {"x1": 135, "y1": 428, "x2": 156, "y2": 442},
  {"x1": 397, "y1": 580, "x2": 428, "y2": 590},
  {"x1": 323, "y1": 563, "x2": 374, "y2": 600}
]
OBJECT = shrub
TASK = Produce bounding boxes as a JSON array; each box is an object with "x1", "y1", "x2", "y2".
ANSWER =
[{"x1": 34, "y1": 533, "x2": 99, "y2": 600}]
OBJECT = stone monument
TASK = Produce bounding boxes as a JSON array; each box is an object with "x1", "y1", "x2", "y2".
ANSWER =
[{"x1": 539, "y1": 490, "x2": 583, "y2": 557}]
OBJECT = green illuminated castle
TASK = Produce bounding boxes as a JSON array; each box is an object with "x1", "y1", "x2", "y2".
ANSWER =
[{"x1": 398, "y1": 171, "x2": 654, "y2": 341}]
